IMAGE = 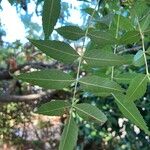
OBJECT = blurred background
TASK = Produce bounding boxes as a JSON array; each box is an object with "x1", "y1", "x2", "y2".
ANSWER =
[{"x1": 0, "y1": 0, "x2": 150, "y2": 149}]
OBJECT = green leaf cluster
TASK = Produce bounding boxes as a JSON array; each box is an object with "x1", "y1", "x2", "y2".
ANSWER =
[{"x1": 15, "y1": 0, "x2": 150, "y2": 149}]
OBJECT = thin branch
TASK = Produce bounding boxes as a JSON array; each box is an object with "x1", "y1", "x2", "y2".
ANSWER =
[
  {"x1": 72, "y1": 0, "x2": 100, "y2": 104},
  {"x1": 0, "y1": 61, "x2": 58, "y2": 80},
  {"x1": 118, "y1": 46, "x2": 142, "y2": 54},
  {"x1": 0, "y1": 92, "x2": 49, "y2": 102},
  {"x1": 137, "y1": 17, "x2": 149, "y2": 75},
  {"x1": 111, "y1": 13, "x2": 120, "y2": 80},
  {"x1": 0, "y1": 90, "x2": 71, "y2": 103}
]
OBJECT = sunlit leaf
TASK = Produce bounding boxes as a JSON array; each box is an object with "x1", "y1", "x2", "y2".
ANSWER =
[
  {"x1": 16, "y1": 69, "x2": 74, "y2": 89},
  {"x1": 56, "y1": 26, "x2": 85, "y2": 40},
  {"x1": 37, "y1": 101, "x2": 71, "y2": 116},
  {"x1": 74, "y1": 103, "x2": 107, "y2": 124},
  {"x1": 42, "y1": 0, "x2": 60, "y2": 39},
  {"x1": 113, "y1": 93, "x2": 150, "y2": 135},
  {"x1": 125, "y1": 74, "x2": 147, "y2": 102},
  {"x1": 30, "y1": 40, "x2": 79, "y2": 64},
  {"x1": 59, "y1": 115, "x2": 78, "y2": 150}
]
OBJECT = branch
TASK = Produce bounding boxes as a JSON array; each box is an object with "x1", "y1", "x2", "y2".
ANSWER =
[
  {"x1": 0, "y1": 90, "x2": 72, "y2": 103},
  {"x1": 0, "y1": 61, "x2": 58, "y2": 80},
  {"x1": 118, "y1": 46, "x2": 142, "y2": 54},
  {"x1": 0, "y1": 93, "x2": 49, "y2": 103}
]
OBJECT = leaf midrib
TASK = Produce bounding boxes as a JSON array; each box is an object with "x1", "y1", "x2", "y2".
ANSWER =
[
  {"x1": 46, "y1": 0, "x2": 54, "y2": 37},
  {"x1": 83, "y1": 55, "x2": 126, "y2": 63}
]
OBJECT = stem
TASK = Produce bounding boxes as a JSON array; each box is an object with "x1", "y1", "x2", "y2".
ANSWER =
[
  {"x1": 137, "y1": 17, "x2": 149, "y2": 76},
  {"x1": 111, "y1": 13, "x2": 120, "y2": 80},
  {"x1": 72, "y1": 1, "x2": 100, "y2": 104}
]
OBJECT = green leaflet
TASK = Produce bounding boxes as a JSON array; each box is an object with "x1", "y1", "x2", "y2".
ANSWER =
[
  {"x1": 119, "y1": 31, "x2": 140, "y2": 44},
  {"x1": 74, "y1": 103, "x2": 107, "y2": 124},
  {"x1": 125, "y1": 74, "x2": 147, "y2": 102},
  {"x1": 83, "y1": 49, "x2": 132, "y2": 67},
  {"x1": 133, "y1": 50, "x2": 145, "y2": 67},
  {"x1": 114, "y1": 73, "x2": 139, "y2": 84},
  {"x1": 141, "y1": 13, "x2": 150, "y2": 31},
  {"x1": 56, "y1": 26, "x2": 85, "y2": 40},
  {"x1": 112, "y1": 14, "x2": 134, "y2": 31},
  {"x1": 113, "y1": 94, "x2": 150, "y2": 135},
  {"x1": 131, "y1": 0, "x2": 149, "y2": 19},
  {"x1": 16, "y1": 69, "x2": 74, "y2": 90},
  {"x1": 88, "y1": 30, "x2": 117, "y2": 46},
  {"x1": 29, "y1": 40, "x2": 79, "y2": 64},
  {"x1": 82, "y1": 7, "x2": 99, "y2": 19},
  {"x1": 59, "y1": 115, "x2": 78, "y2": 150},
  {"x1": 42, "y1": 0, "x2": 60, "y2": 39},
  {"x1": 36, "y1": 101, "x2": 71, "y2": 116},
  {"x1": 79, "y1": 75, "x2": 125, "y2": 94}
]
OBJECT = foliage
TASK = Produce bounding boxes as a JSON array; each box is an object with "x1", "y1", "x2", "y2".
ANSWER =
[
  {"x1": 0, "y1": 0, "x2": 149, "y2": 149},
  {"x1": 14, "y1": 0, "x2": 150, "y2": 149}
]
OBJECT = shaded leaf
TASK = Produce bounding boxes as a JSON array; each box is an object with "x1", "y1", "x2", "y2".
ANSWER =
[
  {"x1": 131, "y1": 0, "x2": 149, "y2": 19},
  {"x1": 79, "y1": 75, "x2": 124, "y2": 94},
  {"x1": 16, "y1": 69, "x2": 74, "y2": 89},
  {"x1": 42, "y1": 0, "x2": 60, "y2": 39},
  {"x1": 88, "y1": 30, "x2": 117, "y2": 46},
  {"x1": 141, "y1": 13, "x2": 150, "y2": 31},
  {"x1": 112, "y1": 14, "x2": 134, "y2": 31},
  {"x1": 30, "y1": 40, "x2": 79, "y2": 64},
  {"x1": 113, "y1": 93, "x2": 150, "y2": 135},
  {"x1": 114, "y1": 73, "x2": 139, "y2": 84},
  {"x1": 83, "y1": 49, "x2": 132, "y2": 67},
  {"x1": 119, "y1": 31, "x2": 140, "y2": 44},
  {"x1": 82, "y1": 7, "x2": 99, "y2": 18},
  {"x1": 37, "y1": 101, "x2": 71, "y2": 116},
  {"x1": 98, "y1": 13, "x2": 114, "y2": 26},
  {"x1": 59, "y1": 115, "x2": 78, "y2": 150},
  {"x1": 125, "y1": 74, "x2": 147, "y2": 102},
  {"x1": 74, "y1": 103, "x2": 107, "y2": 124},
  {"x1": 56, "y1": 26, "x2": 85, "y2": 40}
]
